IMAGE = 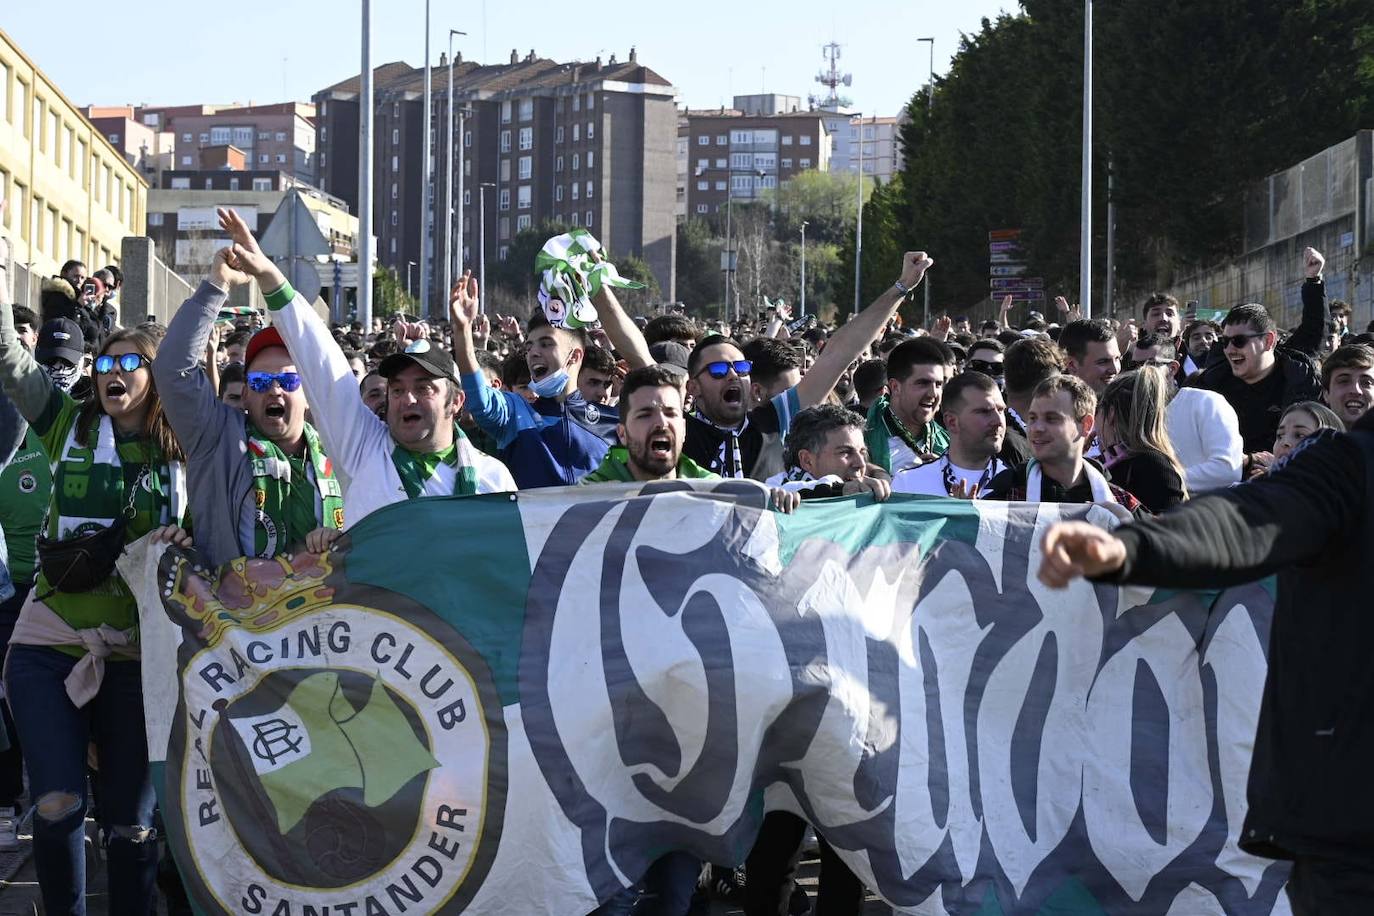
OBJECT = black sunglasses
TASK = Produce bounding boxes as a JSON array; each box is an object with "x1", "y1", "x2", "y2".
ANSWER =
[
  {"x1": 1222, "y1": 332, "x2": 1263, "y2": 349},
  {"x1": 695, "y1": 359, "x2": 752, "y2": 380},
  {"x1": 968, "y1": 359, "x2": 1004, "y2": 377}
]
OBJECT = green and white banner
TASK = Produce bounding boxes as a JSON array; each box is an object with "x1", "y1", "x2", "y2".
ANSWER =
[{"x1": 129, "y1": 483, "x2": 1289, "y2": 914}]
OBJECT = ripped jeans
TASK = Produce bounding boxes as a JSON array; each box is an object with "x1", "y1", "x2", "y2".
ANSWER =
[{"x1": 6, "y1": 645, "x2": 158, "y2": 916}]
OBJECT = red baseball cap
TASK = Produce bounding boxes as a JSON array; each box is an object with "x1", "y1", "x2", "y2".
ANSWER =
[{"x1": 244, "y1": 326, "x2": 287, "y2": 368}]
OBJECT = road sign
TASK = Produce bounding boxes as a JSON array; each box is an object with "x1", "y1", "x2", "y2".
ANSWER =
[
  {"x1": 989, "y1": 241, "x2": 1020, "y2": 253},
  {"x1": 988, "y1": 229, "x2": 1022, "y2": 241},
  {"x1": 990, "y1": 265, "x2": 1028, "y2": 277},
  {"x1": 991, "y1": 277, "x2": 1044, "y2": 290},
  {"x1": 317, "y1": 261, "x2": 362, "y2": 288}
]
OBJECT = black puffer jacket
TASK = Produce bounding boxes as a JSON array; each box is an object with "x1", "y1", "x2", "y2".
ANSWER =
[{"x1": 1102, "y1": 413, "x2": 1374, "y2": 865}]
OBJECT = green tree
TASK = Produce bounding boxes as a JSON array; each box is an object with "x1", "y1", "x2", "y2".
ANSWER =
[
  {"x1": 675, "y1": 217, "x2": 723, "y2": 316},
  {"x1": 488, "y1": 220, "x2": 570, "y2": 301},
  {"x1": 765, "y1": 169, "x2": 868, "y2": 246},
  {"x1": 373, "y1": 267, "x2": 417, "y2": 317},
  {"x1": 835, "y1": 175, "x2": 911, "y2": 321}
]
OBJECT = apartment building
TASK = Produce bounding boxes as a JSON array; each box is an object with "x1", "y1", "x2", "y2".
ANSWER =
[
  {"x1": 0, "y1": 28, "x2": 146, "y2": 282},
  {"x1": 82, "y1": 105, "x2": 175, "y2": 188},
  {"x1": 314, "y1": 48, "x2": 677, "y2": 312},
  {"x1": 678, "y1": 101, "x2": 832, "y2": 220},
  {"x1": 157, "y1": 102, "x2": 317, "y2": 184}
]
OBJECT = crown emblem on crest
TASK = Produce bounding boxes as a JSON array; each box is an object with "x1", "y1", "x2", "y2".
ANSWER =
[{"x1": 160, "y1": 547, "x2": 339, "y2": 648}]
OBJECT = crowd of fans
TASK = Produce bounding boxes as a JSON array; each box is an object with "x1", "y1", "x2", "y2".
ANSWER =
[{"x1": 0, "y1": 205, "x2": 1370, "y2": 914}]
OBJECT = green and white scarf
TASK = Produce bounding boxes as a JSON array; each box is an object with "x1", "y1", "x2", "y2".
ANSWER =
[
  {"x1": 533, "y1": 228, "x2": 644, "y2": 330},
  {"x1": 391, "y1": 425, "x2": 478, "y2": 499},
  {"x1": 50, "y1": 415, "x2": 185, "y2": 541},
  {"x1": 245, "y1": 423, "x2": 344, "y2": 556}
]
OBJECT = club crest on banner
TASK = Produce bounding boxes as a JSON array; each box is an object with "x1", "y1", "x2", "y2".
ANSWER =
[{"x1": 153, "y1": 550, "x2": 505, "y2": 915}]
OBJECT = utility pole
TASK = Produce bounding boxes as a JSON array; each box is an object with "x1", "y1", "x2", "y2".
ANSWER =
[
  {"x1": 479, "y1": 182, "x2": 494, "y2": 314},
  {"x1": 800, "y1": 220, "x2": 808, "y2": 317},
  {"x1": 853, "y1": 112, "x2": 863, "y2": 317},
  {"x1": 420, "y1": 0, "x2": 433, "y2": 316},
  {"x1": 357, "y1": 0, "x2": 374, "y2": 327},
  {"x1": 1079, "y1": 0, "x2": 1094, "y2": 317},
  {"x1": 918, "y1": 37, "x2": 934, "y2": 328},
  {"x1": 444, "y1": 29, "x2": 465, "y2": 308}
]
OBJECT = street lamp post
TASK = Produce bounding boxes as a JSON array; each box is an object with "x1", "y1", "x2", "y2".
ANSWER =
[
  {"x1": 420, "y1": 0, "x2": 433, "y2": 316},
  {"x1": 478, "y1": 182, "x2": 495, "y2": 314},
  {"x1": 407, "y1": 261, "x2": 417, "y2": 300},
  {"x1": 853, "y1": 112, "x2": 863, "y2": 318},
  {"x1": 1079, "y1": 0, "x2": 1094, "y2": 317},
  {"x1": 800, "y1": 220, "x2": 808, "y2": 317},
  {"x1": 444, "y1": 29, "x2": 466, "y2": 307},
  {"x1": 918, "y1": 37, "x2": 934, "y2": 328},
  {"x1": 357, "y1": 0, "x2": 374, "y2": 328}
]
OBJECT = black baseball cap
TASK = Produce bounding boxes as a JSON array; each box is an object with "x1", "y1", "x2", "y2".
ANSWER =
[
  {"x1": 378, "y1": 339, "x2": 458, "y2": 383},
  {"x1": 36, "y1": 318, "x2": 85, "y2": 365}
]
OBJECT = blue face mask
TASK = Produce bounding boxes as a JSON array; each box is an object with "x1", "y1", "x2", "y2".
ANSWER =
[{"x1": 529, "y1": 367, "x2": 570, "y2": 399}]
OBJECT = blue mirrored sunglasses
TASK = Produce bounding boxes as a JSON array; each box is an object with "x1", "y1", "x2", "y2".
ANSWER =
[
  {"x1": 94, "y1": 353, "x2": 150, "y2": 374},
  {"x1": 246, "y1": 371, "x2": 303, "y2": 393},
  {"x1": 698, "y1": 359, "x2": 752, "y2": 380}
]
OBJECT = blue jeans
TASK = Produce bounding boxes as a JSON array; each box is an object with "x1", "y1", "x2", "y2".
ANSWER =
[
  {"x1": 6, "y1": 645, "x2": 159, "y2": 916},
  {"x1": 590, "y1": 851, "x2": 701, "y2": 916}
]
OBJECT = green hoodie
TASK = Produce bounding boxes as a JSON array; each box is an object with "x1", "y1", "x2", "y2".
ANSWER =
[{"x1": 581, "y1": 447, "x2": 719, "y2": 484}]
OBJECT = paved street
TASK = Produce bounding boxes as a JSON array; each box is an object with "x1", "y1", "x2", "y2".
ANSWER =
[{"x1": 0, "y1": 817, "x2": 893, "y2": 914}]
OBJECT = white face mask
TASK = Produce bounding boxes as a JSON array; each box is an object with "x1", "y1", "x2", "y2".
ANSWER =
[{"x1": 42, "y1": 361, "x2": 80, "y2": 393}]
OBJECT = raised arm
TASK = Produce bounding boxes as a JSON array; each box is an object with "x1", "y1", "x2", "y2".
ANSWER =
[
  {"x1": 1286, "y1": 247, "x2": 1326, "y2": 359},
  {"x1": 219, "y1": 207, "x2": 384, "y2": 473},
  {"x1": 589, "y1": 254, "x2": 652, "y2": 369},
  {"x1": 449, "y1": 272, "x2": 518, "y2": 443},
  {"x1": 0, "y1": 255, "x2": 60, "y2": 425},
  {"x1": 151, "y1": 250, "x2": 242, "y2": 459},
  {"x1": 793, "y1": 251, "x2": 934, "y2": 409}
]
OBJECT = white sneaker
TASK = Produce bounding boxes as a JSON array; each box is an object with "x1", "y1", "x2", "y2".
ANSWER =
[{"x1": 0, "y1": 806, "x2": 18, "y2": 852}]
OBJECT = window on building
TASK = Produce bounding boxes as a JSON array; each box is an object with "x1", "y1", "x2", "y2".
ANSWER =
[
  {"x1": 253, "y1": 178, "x2": 272, "y2": 191},
  {"x1": 259, "y1": 153, "x2": 269, "y2": 164},
  {"x1": 571, "y1": 212, "x2": 580, "y2": 227},
  {"x1": 499, "y1": 188, "x2": 510, "y2": 210},
  {"x1": 572, "y1": 153, "x2": 580, "y2": 171},
  {"x1": 696, "y1": 158, "x2": 708, "y2": 171},
  {"x1": 556, "y1": 125, "x2": 564, "y2": 144},
  {"x1": 391, "y1": 182, "x2": 398, "y2": 199},
  {"x1": 275, "y1": 154, "x2": 287, "y2": 163},
  {"x1": 587, "y1": 151, "x2": 594, "y2": 169},
  {"x1": 714, "y1": 180, "x2": 726, "y2": 191},
  {"x1": 517, "y1": 214, "x2": 531, "y2": 231},
  {"x1": 181, "y1": 155, "x2": 193, "y2": 165},
  {"x1": 391, "y1": 155, "x2": 399, "y2": 171},
  {"x1": 464, "y1": 159, "x2": 471, "y2": 176},
  {"x1": 585, "y1": 181, "x2": 593, "y2": 197},
  {"x1": 586, "y1": 121, "x2": 594, "y2": 140},
  {"x1": 210, "y1": 126, "x2": 231, "y2": 144},
  {"x1": 697, "y1": 135, "x2": 709, "y2": 146},
  {"x1": 0, "y1": 63, "x2": 8, "y2": 123},
  {"x1": 500, "y1": 159, "x2": 511, "y2": 182},
  {"x1": 800, "y1": 135, "x2": 812, "y2": 146},
  {"x1": 555, "y1": 155, "x2": 563, "y2": 172},
  {"x1": 731, "y1": 153, "x2": 751, "y2": 169},
  {"x1": 170, "y1": 177, "x2": 190, "y2": 189},
  {"x1": 518, "y1": 156, "x2": 531, "y2": 179},
  {"x1": 696, "y1": 180, "x2": 708, "y2": 191},
  {"x1": 229, "y1": 177, "x2": 240, "y2": 190},
  {"x1": 713, "y1": 158, "x2": 725, "y2": 169},
  {"x1": 204, "y1": 178, "x2": 214, "y2": 189},
  {"x1": 500, "y1": 130, "x2": 511, "y2": 152},
  {"x1": 518, "y1": 127, "x2": 532, "y2": 150},
  {"x1": 781, "y1": 158, "x2": 792, "y2": 169},
  {"x1": 391, "y1": 211, "x2": 398, "y2": 226},
  {"x1": 585, "y1": 210, "x2": 593, "y2": 227},
  {"x1": 319, "y1": 152, "x2": 326, "y2": 166},
  {"x1": 696, "y1": 203, "x2": 709, "y2": 214},
  {"x1": 463, "y1": 189, "x2": 470, "y2": 205},
  {"x1": 517, "y1": 185, "x2": 531, "y2": 209},
  {"x1": 147, "y1": 212, "x2": 164, "y2": 227},
  {"x1": 500, "y1": 101, "x2": 512, "y2": 123},
  {"x1": 275, "y1": 131, "x2": 286, "y2": 141},
  {"x1": 392, "y1": 128, "x2": 399, "y2": 144},
  {"x1": 572, "y1": 124, "x2": 579, "y2": 142},
  {"x1": 109, "y1": 132, "x2": 121, "y2": 144},
  {"x1": 499, "y1": 217, "x2": 509, "y2": 239},
  {"x1": 518, "y1": 98, "x2": 533, "y2": 121},
  {"x1": 572, "y1": 95, "x2": 581, "y2": 112},
  {"x1": 586, "y1": 93, "x2": 595, "y2": 109},
  {"x1": 571, "y1": 183, "x2": 580, "y2": 201},
  {"x1": 556, "y1": 185, "x2": 563, "y2": 202},
  {"x1": 716, "y1": 135, "x2": 727, "y2": 146},
  {"x1": 782, "y1": 135, "x2": 793, "y2": 146},
  {"x1": 199, "y1": 132, "x2": 209, "y2": 143},
  {"x1": 258, "y1": 131, "x2": 270, "y2": 140},
  {"x1": 731, "y1": 130, "x2": 750, "y2": 144},
  {"x1": 464, "y1": 130, "x2": 472, "y2": 148},
  {"x1": 760, "y1": 175, "x2": 776, "y2": 189},
  {"x1": 390, "y1": 237, "x2": 397, "y2": 255},
  {"x1": 799, "y1": 158, "x2": 811, "y2": 168}
]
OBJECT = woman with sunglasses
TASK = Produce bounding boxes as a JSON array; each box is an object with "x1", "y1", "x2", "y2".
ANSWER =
[{"x1": 0, "y1": 297, "x2": 187, "y2": 915}]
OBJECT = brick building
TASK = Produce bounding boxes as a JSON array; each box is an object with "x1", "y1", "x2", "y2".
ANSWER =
[{"x1": 313, "y1": 48, "x2": 677, "y2": 313}]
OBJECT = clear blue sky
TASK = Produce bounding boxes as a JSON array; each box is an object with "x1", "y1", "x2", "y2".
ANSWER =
[{"x1": 5, "y1": 0, "x2": 1016, "y2": 118}]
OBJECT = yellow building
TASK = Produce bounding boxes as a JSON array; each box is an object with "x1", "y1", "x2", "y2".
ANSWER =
[{"x1": 0, "y1": 27, "x2": 147, "y2": 284}]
